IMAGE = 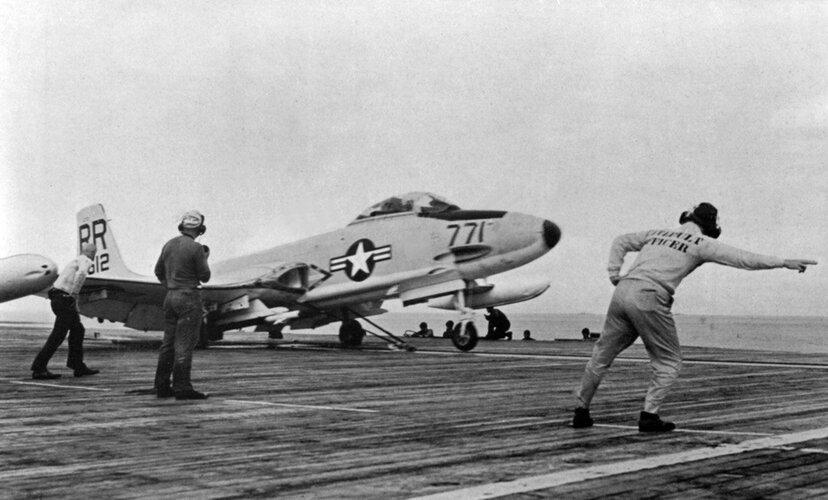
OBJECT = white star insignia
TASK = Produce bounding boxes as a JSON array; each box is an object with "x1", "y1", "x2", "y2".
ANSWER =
[{"x1": 347, "y1": 241, "x2": 372, "y2": 276}]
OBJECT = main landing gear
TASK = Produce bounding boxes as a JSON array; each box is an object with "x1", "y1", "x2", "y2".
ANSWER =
[
  {"x1": 338, "y1": 318, "x2": 366, "y2": 348},
  {"x1": 197, "y1": 322, "x2": 224, "y2": 349},
  {"x1": 338, "y1": 309, "x2": 415, "y2": 351}
]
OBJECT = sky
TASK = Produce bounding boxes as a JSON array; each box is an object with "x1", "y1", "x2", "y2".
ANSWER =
[{"x1": 1, "y1": 1, "x2": 826, "y2": 322}]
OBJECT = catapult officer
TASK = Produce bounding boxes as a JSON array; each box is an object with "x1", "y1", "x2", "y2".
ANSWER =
[{"x1": 573, "y1": 203, "x2": 817, "y2": 432}]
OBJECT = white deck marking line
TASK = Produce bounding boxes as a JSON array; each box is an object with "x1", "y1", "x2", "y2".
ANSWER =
[
  {"x1": 774, "y1": 446, "x2": 828, "y2": 455},
  {"x1": 225, "y1": 399, "x2": 378, "y2": 413},
  {"x1": 797, "y1": 448, "x2": 828, "y2": 454},
  {"x1": 594, "y1": 423, "x2": 774, "y2": 437},
  {"x1": 410, "y1": 426, "x2": 828, "y2": 500},
  {"x1": 10, "y1": 381, "x2": 112, "y2": 392},
  {"x1": 418, "y1": 350, "x2": 828, "y2": 369},
  {"x1": 209, "y1": 344, "x2": 277, "y2": 349},
  {"x1": 682, "y1": 360, "x2": 828, "y2": 370}
]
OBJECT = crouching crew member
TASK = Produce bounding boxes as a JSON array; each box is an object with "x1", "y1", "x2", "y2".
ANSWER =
[
  {"x1": 573, "y1": 203, "x2": 817, "y2": 432},
  {"x1": 31, "y1": 243, "x2": 99, "y2": 379},
  {"x1": 484, "y1": 306, "x2": 512, "y2": 340},
  {"x1": 154, "y1": 210, "x2": 211, "y2": 400}
]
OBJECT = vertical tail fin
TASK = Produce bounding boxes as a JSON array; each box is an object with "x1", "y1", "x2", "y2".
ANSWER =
[{"x1": 77, "y1": 204, "x2": 142, "y2": 278}]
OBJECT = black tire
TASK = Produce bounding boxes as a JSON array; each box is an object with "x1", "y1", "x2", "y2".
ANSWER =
[
  {"x1": 339, "y1": 319, "x2": 365, "y2": 347},
  {"x1": 452, "y1": 321, "x2": 478, "y2": 352},
  {"x1": 267, "y1": 325, "x2": 285, "y2": 340},
  {"x1": 197, "y1": 323, "x2": 221, "y2": 349}
]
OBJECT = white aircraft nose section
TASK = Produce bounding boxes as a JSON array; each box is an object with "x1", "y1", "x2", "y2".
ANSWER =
[
  {"x1": 0, "y1": 254, "x2": 59, "y2": 303},
  {"x1": 25, "y1": 264, "x2": 55, "y2": 277},
  {"x1": 39, "y1": 259, "x2": 58, "y2": 280},
  {"x1": 496, "y1": 212, "x2": 561, "y2": 253},
  {"x1": 543, "y1": 219, "x2": 561, "y2": 249},
  {"x1": 452, "y1": 212, "x2": 560, "y2": 280}
]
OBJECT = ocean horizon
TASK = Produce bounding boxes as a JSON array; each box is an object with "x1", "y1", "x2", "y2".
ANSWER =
[
  {"x1": 8, "y1": 311, "x2": 826, "y2": 355},
  {"x1": 363, "y1": 312, "x2": 828, "y2": 355}
]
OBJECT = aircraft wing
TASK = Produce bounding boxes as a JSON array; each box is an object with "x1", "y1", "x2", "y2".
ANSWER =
[
  {"x1": 79, "y1": 262, "x2": 310, "y2": 332},
  {"x1": 79, "y1": 275, "x2": 167, "y2": 330}
]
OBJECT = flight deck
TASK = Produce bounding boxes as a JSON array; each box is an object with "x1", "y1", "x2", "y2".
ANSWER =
[{"x1": 2, "y1": 325, "x2": 828, "y2": 499}]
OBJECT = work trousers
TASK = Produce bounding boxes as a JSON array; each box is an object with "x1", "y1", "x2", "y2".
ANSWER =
[
  {"x1": 31, "y1": 292, "x2": 86, "y2": 372},
  {"x1": 154, "y1": 289, "x2": 203, "y2": 393},
  {"x1": 576, "y1": 278, "x2": 682, "y2": 415},
  {"x1": 485, "y1": 327, "x2": 511, "y2": 340}
]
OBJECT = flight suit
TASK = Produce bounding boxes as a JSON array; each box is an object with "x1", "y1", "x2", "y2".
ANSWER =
[{"x1": 577, "y1": 222, "x2": 785, "y2": 414}]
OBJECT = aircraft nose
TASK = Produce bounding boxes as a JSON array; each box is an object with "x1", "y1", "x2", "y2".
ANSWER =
[
  {"x1": 42, "y1": 261, "x2": 57, "y2": 277},
  {"x1": 542, "y1": 220, "x2": 561, "y2": 249}
]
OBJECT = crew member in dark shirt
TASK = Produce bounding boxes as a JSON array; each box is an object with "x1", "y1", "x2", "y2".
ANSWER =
[
  {"x1": 153, "y1": 210, "x2": 211, "y2": 400},
  {"x1": 442, "y1": 320, "x2": 455, "y2": 338},
  {"x1": 410, "y1": 322, "x2": 434, "y2": 337},
  {"x1": 484, "y1": 307, "x2": 512, "y2": 340}
]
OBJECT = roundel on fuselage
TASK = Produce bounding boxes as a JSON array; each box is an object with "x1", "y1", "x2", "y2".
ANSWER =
[{"x1": 329, "y1": 239, "x2": 392, "y2": 282}]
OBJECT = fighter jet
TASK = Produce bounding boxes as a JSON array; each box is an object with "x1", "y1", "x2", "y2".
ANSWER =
[
  {"x1": 0, "y1": 254, "x2": 58, "y2": 303},
  {"x1": 74, "y1": 192, "x2": 560, "y2": 351}
]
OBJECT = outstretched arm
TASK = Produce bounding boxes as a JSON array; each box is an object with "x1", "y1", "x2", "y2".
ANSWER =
[
  {"x1": 698, "y1": 239, "x2": 815, "y2": 272},
  {"x1": 782, "y1": 259, "x2": 818, "y2": 273}
]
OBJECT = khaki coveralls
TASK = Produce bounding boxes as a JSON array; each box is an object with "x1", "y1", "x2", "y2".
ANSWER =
[{"x1": 576, "y1": 222, "x2": 785, "y2": 414}]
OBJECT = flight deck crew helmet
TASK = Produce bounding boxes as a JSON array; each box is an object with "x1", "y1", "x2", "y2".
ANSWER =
[
  {"x1": 679, "y1": 202, "x2": 720, "y2": 239},
  {"x1": 178, "y1": 210, "x2": 206, "y2": 236}
]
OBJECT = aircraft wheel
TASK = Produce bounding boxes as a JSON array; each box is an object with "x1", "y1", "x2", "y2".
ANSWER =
[
  {"x1": 267, "y1": 325, "x2": 285, "y2": 340},
  {"x1": 452, "y1": 321, "x2": 478, "y2": 352},
  {"x1": 339, "y1": 319, "x2": 365, "y2": 347},
  {"x1": 197, "y1": 323, "x2": 222, "y2": 349}
]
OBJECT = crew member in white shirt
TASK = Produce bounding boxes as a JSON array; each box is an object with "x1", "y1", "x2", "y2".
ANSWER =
[
  {"x1": 572, "y1": 203, "x2": 817, "y2": 432},
  {"x1": 31, "y1": 243, "x2": 99, "y2": 379}
]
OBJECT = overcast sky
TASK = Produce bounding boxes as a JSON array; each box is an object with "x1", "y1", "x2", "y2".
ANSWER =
[{"x1": 1, "y1": 1, "x2": 826, "y2": 321}]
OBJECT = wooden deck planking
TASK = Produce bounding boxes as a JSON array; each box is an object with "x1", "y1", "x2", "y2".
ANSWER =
[
  {"x1": 2, "y1": 328, "x2": 828, "y2": 498},
  {"x1": 540, "y1": 448, "x2": 828, "y2": 499}
]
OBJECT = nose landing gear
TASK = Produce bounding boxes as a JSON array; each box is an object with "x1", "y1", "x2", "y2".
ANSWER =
[
  {"x1": 449, "y1": 289, "x2": 479, "y2": 352},
  {"x1": 451, "y1": 320, "x2": 478, "y2": 351}
]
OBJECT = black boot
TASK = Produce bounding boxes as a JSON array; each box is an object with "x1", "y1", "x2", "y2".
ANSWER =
[
  {"x1": 175, "y1": 389, "x2": 209, "y2": 400},
  {"x1": 156, "y1": 386, "x2": 175, "y2": 398},
  {"x1": 73, "y1": 365, "x2": 100, "y2": 377},
  {"x1": 32, "y1": 370, "x2": 61, "y2": 380},
  {"x1": 572, "y1": 407, "x2": 594, "y2": 428},
  {"x1": 638, "y1": 411, "x2": 675, "y2": 432}
]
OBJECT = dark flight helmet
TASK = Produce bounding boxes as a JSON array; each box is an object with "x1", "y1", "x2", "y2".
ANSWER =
[{"x1": 679, "y1": 202, "x2": 721, "y2": 239}]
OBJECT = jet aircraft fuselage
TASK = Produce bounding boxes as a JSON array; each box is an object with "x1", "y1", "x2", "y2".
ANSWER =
[
  {"x1": 212, "y1": 209, "x2": 558, "y2": 310},
  {"x1": 74, "y1": 192, "x2": 561, "y2": 351},
  {"x1": 0, "y1": 254, "x2": 58, "y2": 303}
]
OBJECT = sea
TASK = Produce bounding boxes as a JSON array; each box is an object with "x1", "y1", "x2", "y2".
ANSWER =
[
  {"x1": 7, "y1": 312, "x2": 827, "y2": 355},
  {"x1": 354, "y1": 312, "x2": 828, "y2": 355}
]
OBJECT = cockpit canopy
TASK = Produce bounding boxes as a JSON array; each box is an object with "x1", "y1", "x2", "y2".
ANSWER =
[{"x1": 353, "y1": 192, "x2": 460, "y2": 222}]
